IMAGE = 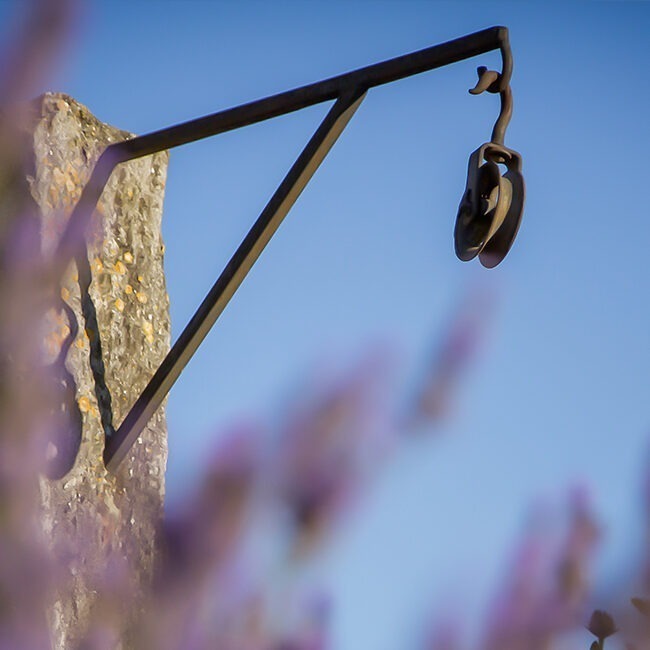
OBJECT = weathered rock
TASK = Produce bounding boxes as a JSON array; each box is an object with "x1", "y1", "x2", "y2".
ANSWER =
[{"x1": 25, "y1": 93, "x2": 170, "y2": 648}]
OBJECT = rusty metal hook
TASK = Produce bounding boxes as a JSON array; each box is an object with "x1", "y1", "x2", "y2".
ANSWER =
[
  {"x1": 454, "y1": 34, "x2": 524, "y2": 268},
  {"x1": 469, "y1": 65, "x2": 512, "y2": 148}
]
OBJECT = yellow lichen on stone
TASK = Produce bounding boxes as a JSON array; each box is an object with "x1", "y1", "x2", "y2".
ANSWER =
[
  {"x1": 52, "y1": 167, "x2": 66, "y2": 185},
  {"x1": 125, "y1": 284, "x2": 133, "y2": 295},
  {"x1": 48, "y1": 186, "x2": 59, "y2": 207},
  {"x1": 123, "y1": 251, "x2": 134, "y2": 264},
  {"x1": 77, "y1": 395, "x2": 100, "y2": 419},
  {"x1": 114, "y1": 298, "x2": 125, "y2": 312},
  {"x1": 136, "y1": 293, "x2": 148, "y2": 304},
  {"x1": 65, "y1": 163, "x2": 80, "y2": 185},
  {"x1": 60, "y1": 286, "x2": 70, "y2": 301},
  {"x1": 114, "y1": 260, "x2": 127, "y2": 275},
  {"x1": 78, "y1": 396, "x2": 92, "y2": 413},
  {"x1": 141, "y1": 320, "x2": 154, "y2": 344},
  {"x1": 137, "y1": 275, "x2": 144, "y2": 283},
  {"x1": 92, "y1": 257, "x2": 104, "y2": 273}
]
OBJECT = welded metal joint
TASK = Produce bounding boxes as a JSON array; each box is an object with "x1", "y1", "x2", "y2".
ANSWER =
[
  {"x1": 47, "y1": 26, "x2": 523, "y2": 474},
  {"x1": 454, "y1": 32, "x2": 525, "y2": 268}
]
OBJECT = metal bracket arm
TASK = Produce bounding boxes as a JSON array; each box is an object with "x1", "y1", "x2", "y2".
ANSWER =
[{"x1": 46, "y1": 26, "x2": 514, "y2": 473}]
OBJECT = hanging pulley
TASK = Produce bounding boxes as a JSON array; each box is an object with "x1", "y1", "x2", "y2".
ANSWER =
[{"x1": 454, "y1": 65, "x2": 525, "y2": 268}]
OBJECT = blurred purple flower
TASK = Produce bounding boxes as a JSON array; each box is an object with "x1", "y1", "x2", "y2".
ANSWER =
[
  {"x1": 0, "y1": 1, "x2": 80, "y2": 647},
  {"x1": 140, "y1": 425, "x2": 262, "y2": 649},
  {"x1": 423, "y1": 617, "x2": 463, "y2": 650},
  {"x1": 405, "y1": 287, "x2": 494, "y2": 431},
  {"x1": 274, "y1": 352, "x2": 393, "y2": 556},
  {"x1": 481, "y1": 488, "x2": 599, "y2": 650}
]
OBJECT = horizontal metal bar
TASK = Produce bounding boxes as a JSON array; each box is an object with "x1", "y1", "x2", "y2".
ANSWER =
[
  {"x1": 54, "y1": 26, "x2": 507, "y2": 271},
  {"x1": 104, "y1": 88, "x2": 367, "y2": 471},
  {"x1": 113, "y1": 25, "x2": 507, "y2": 159}
]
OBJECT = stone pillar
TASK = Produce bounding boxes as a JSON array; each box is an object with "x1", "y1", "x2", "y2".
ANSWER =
[{"x1": 26, "y1": 93, "x2": 170, "y2": 648}]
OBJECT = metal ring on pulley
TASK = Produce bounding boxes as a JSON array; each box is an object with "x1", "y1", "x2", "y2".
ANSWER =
[{"x1": 454, "y1": 142, "x2": 524, "y2": 267}]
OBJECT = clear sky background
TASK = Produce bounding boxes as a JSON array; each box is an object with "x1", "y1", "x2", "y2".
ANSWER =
[{"x1": 3, "y1": 1, "x2": 650, "y2": 648}]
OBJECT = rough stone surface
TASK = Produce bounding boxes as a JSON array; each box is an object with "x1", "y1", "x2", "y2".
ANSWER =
[{"x1": 26, "y1": 93, "x2": 170, "y2": 648}]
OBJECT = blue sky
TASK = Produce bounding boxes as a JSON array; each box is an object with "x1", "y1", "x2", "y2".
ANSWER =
[{"x1": 4, "y1": 1, "x2": 650, "y2": 647}]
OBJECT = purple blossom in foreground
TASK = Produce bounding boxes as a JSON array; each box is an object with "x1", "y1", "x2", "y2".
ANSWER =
[
  {"x1": 0, "y1": 2, "x2": 79, "y2": 647},
  {"x1": 405, "y1": 287, "x2": 493, "y2": 431},
  {"x1": 274, "y1": 352, "x2": 394, "y2": 556},
  {"x1": 424, "y1": 617, "x2": 463, "y2": 650},
  {"x1": 480, "y1": 489, "x2": 599, "y2": 650}
]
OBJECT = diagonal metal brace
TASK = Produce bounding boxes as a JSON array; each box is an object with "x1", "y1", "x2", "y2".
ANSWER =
[{"x1": 104, "y1": 89, "x2": 366, "y2": 471}]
